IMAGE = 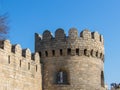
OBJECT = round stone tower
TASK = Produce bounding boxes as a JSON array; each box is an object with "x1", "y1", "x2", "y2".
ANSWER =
[{"x1": 35, "y1": 28, "x2": 105, "y2": 90}]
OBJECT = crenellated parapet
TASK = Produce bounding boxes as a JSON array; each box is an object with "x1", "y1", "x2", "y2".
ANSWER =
[
  {"x1": 55, "y1": 28, "x2": 66, "y2": 40},
  {"x1": 35, "y1": 28, "x2": 104, "y2": 61},
  {"x1": 0, "y1": 40, "x2": 41, "y2": 77},
  {"x1": 11, "y1": 44, "x2": 22, "y2": 55},
  {"x1": 0, "y1": 40, "x2": 40, "y2": 61}
]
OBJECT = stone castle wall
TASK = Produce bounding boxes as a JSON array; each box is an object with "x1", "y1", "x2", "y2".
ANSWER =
[
  {"x1": 0, "y1": 27, "x2": 105, "y2": 90},
  {"x1": 0, "y1": 40, "x2": 42, "y2": 90},
  {"x1": 35, "y1": 28, "x2": 105, "y2": 90}
]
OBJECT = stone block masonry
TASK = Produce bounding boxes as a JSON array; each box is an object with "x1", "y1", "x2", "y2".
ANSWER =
[
  {"x1": 0, "y1": 27, "x2": 105, "y2": 90},
  {"x1": 0, "y1": 40, "x2": 42, "y2": 90},
  {"x1": 35, "y1": 28, "x2": 105, "y2": 90}
]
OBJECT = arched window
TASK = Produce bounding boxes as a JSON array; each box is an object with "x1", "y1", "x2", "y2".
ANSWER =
[
  {"x1": 76, "y1": 48, "x2": 79, "y2": 55},
  {"x1": 56, "y1": 70, "x2": 68, "y2": 84},
  {"x1": 45, "y1": 51, "x2": 48, "y2": 57},
  {"x1": 67, "y1": 48, "x2": 71, "y2": 55},
  {"x1": 60, "y1": 49, "x2": 63, "y2": 56}
]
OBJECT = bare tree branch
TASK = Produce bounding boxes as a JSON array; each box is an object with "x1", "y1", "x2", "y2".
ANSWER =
[{"x1": 0, "y1": 15, "x2": 9, "y2": 40}]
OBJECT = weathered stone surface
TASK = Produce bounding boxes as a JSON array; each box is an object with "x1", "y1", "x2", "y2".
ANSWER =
[
  {"x1": 35, "y1": 28, "x2": 105, "y2": 90},
  {"x1": 0, "y1": 28, "x2": 105, "y2": 90},
  {"x1": 0, "y1": 40, "x2": 42, "y2": 90}
]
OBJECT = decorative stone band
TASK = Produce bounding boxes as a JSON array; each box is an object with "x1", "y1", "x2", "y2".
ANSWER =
[{"x1": 37, "y1": 48, "x2": 104, "y2": 62}]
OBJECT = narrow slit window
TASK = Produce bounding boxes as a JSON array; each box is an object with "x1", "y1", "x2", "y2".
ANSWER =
[
  {"x1": 45, "y1": 51, "x2": 48, "y2": 57},
  {"x1": 0, "y1": 41, "x2": 4, "y2": 49},
  {"x1": 60, "y1": 49, "x2": 63, "y2": 56},
  {"x1": 100, "y1": 35, "x2": 102, "y2": 42},
  {"x1": 28, "y1": 63, "x2": 30, "y2": 70},
  {"x1": 101, "y1": 71, "x2": 105, "y2": 87},
  {"x1": 91, "y1": 50, "x2": 93, "y2": 56},
  {"x1": 84, "y1": 49, "x2": 87, "y2": 55},
  {"x1": 67, "y1": 48, "x2": 71, "y2": 55},
  {"x1": 91, "y1": 32, "x2": 94, "y2": 39},
  {"x1": 52, "y1": 50, "x2": 55, "y2": 56},
  {"x1": 100, "y1": 53, "x2": 102, "y2": 58},
  {"x1": 39, "y1": 52, "x2": 41, "y2": 57},
  {"x1": 76, "y1": 49, "x2": 79, "y2": 55},
  {"x1": 8, "y1": 55, "x2": 10, "y2": 64},
  {"x1": 96, "y1": 51, "x2": 98, "y2": 57},
  {"x1": 36, "y1": 65, "x2": 37, "y2": 72},
  {"x1": 20, "y1": 60, "x2": 21, "y2": 67}
]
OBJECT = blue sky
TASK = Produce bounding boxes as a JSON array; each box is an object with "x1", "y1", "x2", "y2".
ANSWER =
[{"x1": 0, "y1": 0, "x2": 120, "y2": 88}]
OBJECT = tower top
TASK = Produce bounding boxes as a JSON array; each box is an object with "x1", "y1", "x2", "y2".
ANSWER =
[
  {"x1": 35, "y1": 28, "x2": 104, "y2": 43},
  {"x1": 35, "y1": 28, "x2": 104, "y2": 61}
]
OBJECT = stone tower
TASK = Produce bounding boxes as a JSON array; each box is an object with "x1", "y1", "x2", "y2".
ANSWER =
[{"x1": 35, "y1": 28, "x2": 105, "y2": 90}]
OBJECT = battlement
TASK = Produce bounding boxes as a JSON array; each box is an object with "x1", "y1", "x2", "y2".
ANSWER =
[
  {"x1": 35, "y1": 28, "x2": 104, "y2": 61},
  {"x1": 0, "y1": 40, "x2": 41, "y2": 77},
  {"x1": 0, "y1": 39, "x2": 42, "y2": 90},
  {"x1": 35, "y1": 28, "x2": 104, "y2": 43},
  {"x1": 0, "y1": 40, "x2": 40, "y2": 61}
]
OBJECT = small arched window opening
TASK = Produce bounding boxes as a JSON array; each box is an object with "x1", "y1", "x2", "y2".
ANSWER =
[
  {"x1": 39, "y1": 52, "x2": 41, "y2": 57},
  {"x1": 91, "y1": 49, "x2": 93, "y2": 56},
  {"x1": 101, "y1": 71, "x2": 105, "y2": 87},
  {"x1": 56, "y1": 70, "x2": 68, "y2": 84},
  {"x1": 76, "y1": 48, "x2": 79, "y2": 55},
  {"x1": 45, "y1": 51, "x2": 48, "y2": 57},
  {"x1": 52, "y1": 50, "x2": 55, "y2": 56},
  {"x1": 67, "y1": 48, "x2": 71, "y2": 55},
  {"x1": 60, "y1": 49, "x2": 63, "y2": 56}
]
